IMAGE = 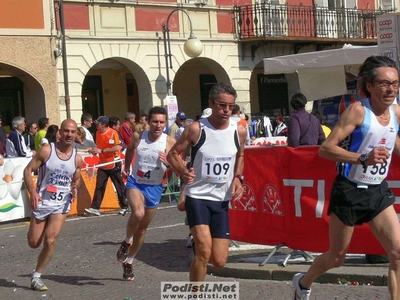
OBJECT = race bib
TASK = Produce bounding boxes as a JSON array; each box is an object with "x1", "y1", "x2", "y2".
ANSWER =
[
  {"x1": 46, "y1": 186, "x2": 71, "y2": 203},
  {"x1": 353, "y1": 162, "x2": 388, "y2": 184},
  {"x1": 201, "y1": 156, "x2": 233, "y2": 183}
]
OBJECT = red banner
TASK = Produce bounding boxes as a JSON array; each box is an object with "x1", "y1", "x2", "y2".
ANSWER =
[{"x1": 230, "y1": 146, "x2": 400, "y2": 254}]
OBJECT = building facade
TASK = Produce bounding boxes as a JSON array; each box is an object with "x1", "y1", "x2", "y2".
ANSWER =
[{"x1": 0, "y1": 0, "x2": 396, "y2": 128}]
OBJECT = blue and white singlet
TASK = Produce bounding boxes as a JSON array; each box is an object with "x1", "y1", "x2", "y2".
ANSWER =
[{"x1": 337, "y1": 99, "x2": 398, "y2": 185}]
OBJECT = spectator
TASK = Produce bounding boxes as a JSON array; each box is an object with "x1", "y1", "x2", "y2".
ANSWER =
[
  {"x1": 200, "y1": 108, "x2": 212, "y2": 119},
  {"x1": 231, "y1": 105, "x2": 248, "y2": 129},
  {"x1": 35, "y1": 117, "x2": 49, "y2": 151},
  {"x1": 175, "y1": 118, "x2": 194, "y2": 141},
  {"x1": 0, "y1": 117, "x2": 6, "y2": 156},
  {"x1": 24, "y1": 122, "x2": 38, "y2": 151},
  {"x1": 168, "y1": 111, "x2": 187, "y2": 138},
  {"x1": 41, "y1": 125, "x2": 60, "y2": 145},
  {"x1": 80, "y1": 113, "x2": 94, "y2": 142},
  {"x1": 312, "y1": 110, "x2": 331, "y2": 138},
  {"x1": 109, "y1": 116, "x2": 126, "y2": 152},
  {"x1": 6, "y1": 116, "x2": 35, "y2": 158},
  {"x1": 273, "y1": 113, "x2": 288, "y2": 137},
  {"x1": 73, "y1": 127, "x2": 96, "y2": 151},
  {"x1": 139, "y1": 114, "x2": 150, "y2": 131},
  {"x1": 119, "y1": 112, "x2": 136, "y2": 146},
  {"x1": 287, "y1": 93, "x2": 325, "y2": 147},
  {"x1": 84, "y1": 116, "x2": 128, "y2": 216}
]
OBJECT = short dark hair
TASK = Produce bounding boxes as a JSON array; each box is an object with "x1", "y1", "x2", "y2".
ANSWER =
[
  {"x1": 148, "y1": 107, "x2": 167, "y2": 120},
  {"x1": 311, "y1": 110, "x2": 325, "y2": 125},
  {"x1": 232, "y1": 105, "x2": 241, "y2": 115},
  {"x1": 276, "y1": 113, "x2": 283, "y2": 122},
  {"x1": 27, "y1": 122, "x2": 37, "y2": 131},
  {"x1": 209, "y1": 83, "x2": 237, "y2": 102},
  {"x1": 38, "y1": 117, "x2": 49, "y2": 130},
  {"x1": 108, "y1": 116, "x2": 120, "y2": 128},
  {"x1": 290, "y1": 93, "x2": 307, "y2": 110},
  {"x1": 358, "y1": 55, "x2": 399, "y2": 98},
  {"x1": 81, "y1": 113, "x2": 92, "y2": 124}
]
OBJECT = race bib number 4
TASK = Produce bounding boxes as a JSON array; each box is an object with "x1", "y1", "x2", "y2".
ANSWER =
[{"x1": 201, "y1": 156, "x2": 233, "y2": 183}]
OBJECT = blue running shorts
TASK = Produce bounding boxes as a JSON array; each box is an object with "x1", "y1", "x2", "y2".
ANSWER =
[{"x1": 126, "y1": 176, "x2": 162, "y2": 209}]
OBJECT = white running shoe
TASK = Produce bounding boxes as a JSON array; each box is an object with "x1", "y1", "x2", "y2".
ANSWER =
[
  {"x1": 118, "y1": 207, "x2": 130, "y2": 216},
  {"x1": 186, "y1": 234, "x2": 193, "y2": 248},
  {"x1": 84, "y1": 208, "x2": 100, "y2": 216},
  {"x1": 293, "y1": 273, "x2": 311, "y2": 300},
  {"x1": 31, "y1": 277, "x2": 48, "y2": 291}
]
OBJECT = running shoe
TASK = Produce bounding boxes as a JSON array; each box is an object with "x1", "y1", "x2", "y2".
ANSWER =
[
  {"x1": 186, "y1": 234, "x2": 193, "y2": 248},
  {"x1": 122, "y1": 262, "x2": 134, "y2": 281},
  {"x1": 118, "y1": 207, "x2": 130, "y2": 216},
  {"x1": 117, "y1": 240, "x2": 132, "y2": 262},
  {"x1": 84, "y1": 208, "x2": 100, "y2": 216},
  {"x1": 31, "y1": 277, "x2": 48, "y2": 291},
  {"x1": 293, "y1": 273, "x2": 311, "y2": 300}
]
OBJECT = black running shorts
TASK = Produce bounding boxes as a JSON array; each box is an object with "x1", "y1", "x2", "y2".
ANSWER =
[
  {"x1": 328, "y1": 175, "x2": 395, "y2": 226},
  {"x1": 185, "y1": 196, "x2": 230, "y2": 239}
]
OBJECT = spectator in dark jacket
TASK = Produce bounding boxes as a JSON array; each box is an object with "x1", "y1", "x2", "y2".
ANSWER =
[
  {"x1": 287, "y1": 93, "x2": 325, "y2": 147},
  {"x1": 24, "y1": 122, "x2": 38, "y2": 151},
  {"x1": 6, "y1": 116, "x2": 35, "y2": 158}
]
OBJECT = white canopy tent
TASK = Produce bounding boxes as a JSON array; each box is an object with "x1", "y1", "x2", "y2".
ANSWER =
[{"x1": 263, "y1": 45, "x2": 382, "y2": 101}]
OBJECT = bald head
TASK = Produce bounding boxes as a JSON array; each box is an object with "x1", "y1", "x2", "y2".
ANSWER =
[
  {"x1": 59, "y1": 119, "x2": 78, "y2": 145},
  {"x1": 61, "y1": 119, "x2": 78, "y2": 130}
]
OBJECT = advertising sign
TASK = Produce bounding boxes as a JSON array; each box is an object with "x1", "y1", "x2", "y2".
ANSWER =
[{"x1": 166, "y1": 95, "x2": 178, "y2": 127}]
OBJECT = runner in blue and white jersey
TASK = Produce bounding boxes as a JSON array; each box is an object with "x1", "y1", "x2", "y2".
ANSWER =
[{"x1": 292, "y1": 56, "x2": 400, "y2": 300}]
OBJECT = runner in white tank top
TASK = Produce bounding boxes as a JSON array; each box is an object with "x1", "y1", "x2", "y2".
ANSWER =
[
  {"x1": 167, "y1": 83, "x2": 247, "y2": 284},
  {"x1": 132, "y1": 130, "x2": 168, "y2": 185},
  {"x1": 33, "y1": 142, "x2": 77, "y2": 219},
  {"x1": 116, "y1": 107, "x2": 176, "y2": 281},
  {"x1": 24, "y1": 119, "x2": 82, "y2": 292},
  {"x1": 185, "y1": 118, "x2": 240, "y2": 201}
]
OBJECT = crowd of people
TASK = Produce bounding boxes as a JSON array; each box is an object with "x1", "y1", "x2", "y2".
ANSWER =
[{"x1": 3, "y1": 56, "x2": 400, "y2": 299}]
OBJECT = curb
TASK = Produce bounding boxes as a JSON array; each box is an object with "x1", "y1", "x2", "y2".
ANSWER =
[{"x1": 207, "y1": 264, "x2": 388, "y2": 286}]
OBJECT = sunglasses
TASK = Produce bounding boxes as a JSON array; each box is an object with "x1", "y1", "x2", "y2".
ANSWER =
[{"x1": 213, "y1": 101, "x2": 236, "y2": 110}]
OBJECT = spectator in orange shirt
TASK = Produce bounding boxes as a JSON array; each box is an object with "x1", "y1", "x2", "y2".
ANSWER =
[{"x1": 84, "y1": 116, "x2": 128, "y2": 216}]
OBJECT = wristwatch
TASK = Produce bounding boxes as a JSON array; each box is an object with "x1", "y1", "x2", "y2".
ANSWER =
[
  {"x1": 359, "y1": 154, "x2": 368, "y2": 168},
  {"x1": 235, "y1": 175, "x2": 244, "y2": 184}
]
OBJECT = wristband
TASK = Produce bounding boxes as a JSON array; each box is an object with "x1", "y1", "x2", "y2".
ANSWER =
[{"x1": 101, "y1": 149, "x2": 104, "y2": 153}]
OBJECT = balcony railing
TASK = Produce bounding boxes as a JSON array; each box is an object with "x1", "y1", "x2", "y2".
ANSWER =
[{"x1": 234, "y1": 4, "x2": 393, "y2": 41}]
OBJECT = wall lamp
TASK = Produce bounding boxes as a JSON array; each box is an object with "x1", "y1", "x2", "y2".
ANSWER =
[{"x1": 162, "y1": 8, "x2": 203, "y2": 96}]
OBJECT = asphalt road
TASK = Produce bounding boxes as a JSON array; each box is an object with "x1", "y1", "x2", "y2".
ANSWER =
[{"x1": 0, "y1": 201, "x2": 390, "y2": 300}]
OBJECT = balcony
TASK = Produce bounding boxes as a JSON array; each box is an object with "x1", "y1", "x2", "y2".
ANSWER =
[{"x1": 234, "y1": 4, "x2": 392, "y2": 47}]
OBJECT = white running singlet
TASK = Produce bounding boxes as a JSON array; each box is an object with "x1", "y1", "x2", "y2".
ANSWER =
[
  {"x1": 132, "y1": 131, "x2": 168, "y2": 185},
  {"x1": 36, "y1": 143, "x2": 77, "y2": 203},
  {"x1": 186, "y1": 118, "x2": 240, "y2": 202}
]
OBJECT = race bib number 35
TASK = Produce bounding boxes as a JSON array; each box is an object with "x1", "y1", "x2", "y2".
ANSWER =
[{"x1": 201, "y1": 156, "x2": 233, "y2": 183}]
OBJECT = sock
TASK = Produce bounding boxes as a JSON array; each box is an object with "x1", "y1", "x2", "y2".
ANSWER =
[
  {"x1": 125, "y1": 256, "x2": 134, "y2": 264},
  {"x1": 299, "y1": 282, "x2": 309, "y2": 290},
  {"x1": 32, "y1": 271, "x2": 41, "y2": 278},
  {"x1": 125, "y1": 237, "x2": 133, "y2": 244}
]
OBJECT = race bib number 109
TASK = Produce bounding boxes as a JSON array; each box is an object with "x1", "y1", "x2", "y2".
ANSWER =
[{"x1": 201, "y1": 156, "x2": 233, "y2": 183}]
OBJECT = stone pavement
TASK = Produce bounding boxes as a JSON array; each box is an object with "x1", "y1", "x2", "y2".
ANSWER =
[{"x1": 0, "y1": 200, "x2": 391, "y2": 299}]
